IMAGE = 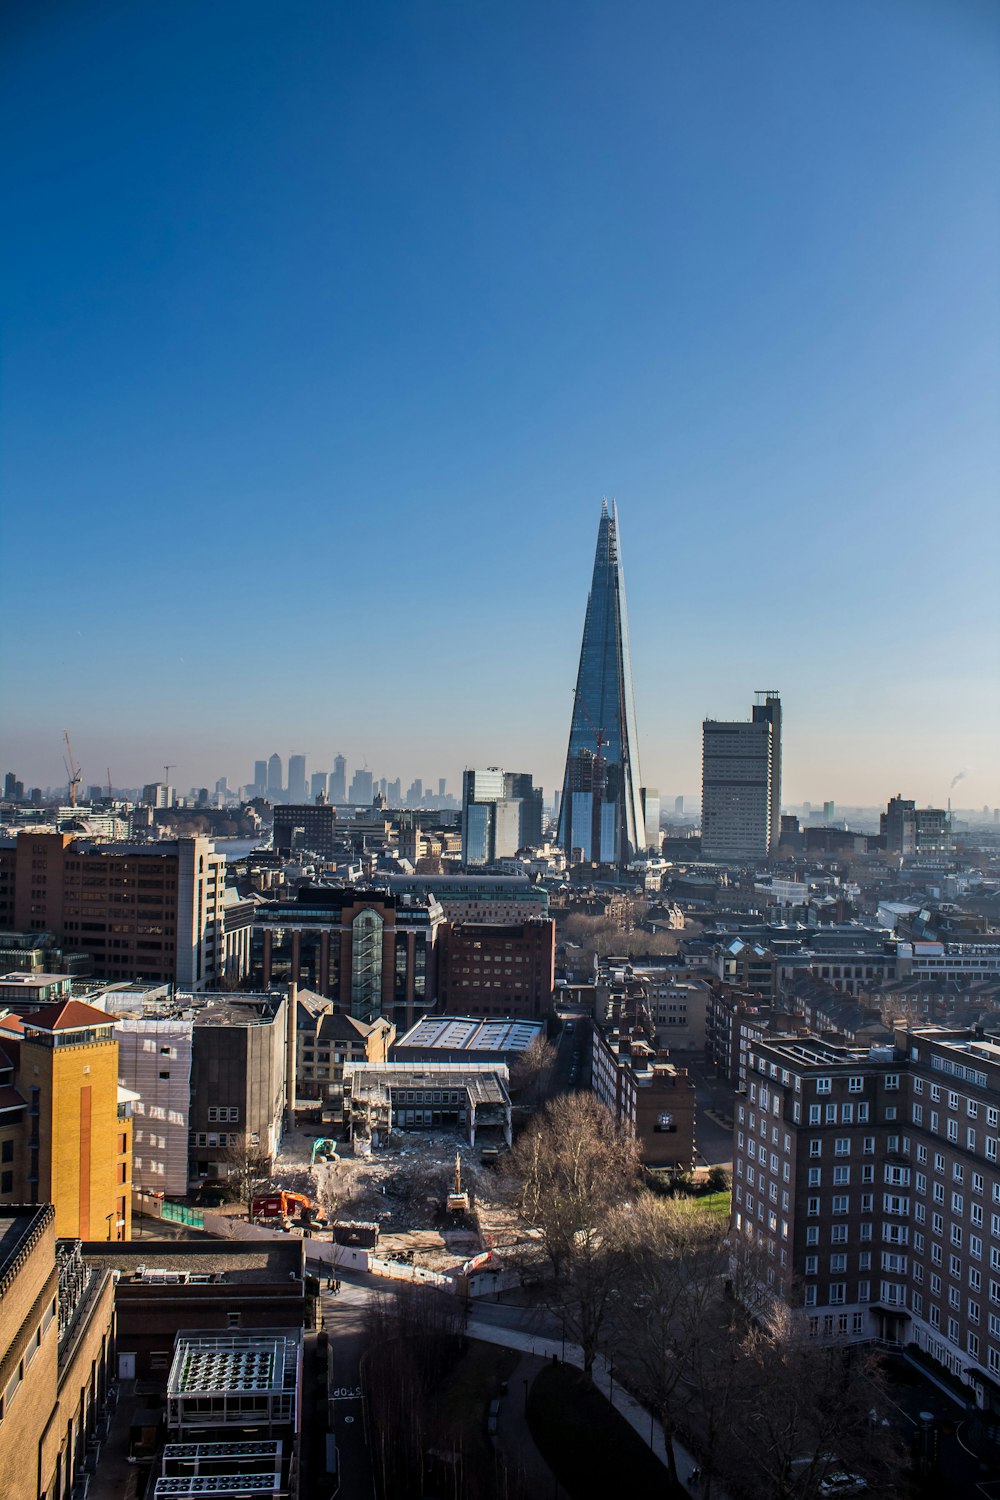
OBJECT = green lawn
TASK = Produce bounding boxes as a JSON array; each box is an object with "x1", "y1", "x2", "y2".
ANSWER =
[{"x1": 699, "y1": 1189, "x2": 732, "y2": 1218}]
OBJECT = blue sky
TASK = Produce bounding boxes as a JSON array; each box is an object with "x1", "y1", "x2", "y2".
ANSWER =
[{"x1": 2, "y1": 0, "x2": 998, "y2": 807}]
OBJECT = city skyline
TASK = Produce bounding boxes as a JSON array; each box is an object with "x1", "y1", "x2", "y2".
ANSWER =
[{"x1": 2, "y1": 4, "x2": 998, "y2": 806}]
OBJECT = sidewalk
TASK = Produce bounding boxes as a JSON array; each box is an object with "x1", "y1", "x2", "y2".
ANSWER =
[
  {"x1": 466, "y1": 1314, "x2": 723, "y2": 1499},
  {"x1": 495, "y1": 1353, "x2": 571, "y2": 1498}
]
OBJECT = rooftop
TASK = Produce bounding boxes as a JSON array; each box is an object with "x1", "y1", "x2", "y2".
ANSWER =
[
  {"x1": 168, "y1": 1330, "x2": 301, "y2": 1398},
  {"x1": 346, "y1": 1061, "x2": 510, "y2": 1105},
  {"x1": 395, "y1": 1016, "x2": 546, "y2": 1054}
]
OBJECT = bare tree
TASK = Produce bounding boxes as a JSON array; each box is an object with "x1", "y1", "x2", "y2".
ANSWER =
[
  {"x1": 220, "y1": 1133, "x2": 271, "y2": 1217},
  {"x1": 610, "y1": 1195, "x2": 731, "y2": 1489},
  {"x1": 507, "y1": 1093, "x2": 639, "y2": 1374},
  {"x1": 509, "y1": 1034, "x2": 557, "y2": 1110}
]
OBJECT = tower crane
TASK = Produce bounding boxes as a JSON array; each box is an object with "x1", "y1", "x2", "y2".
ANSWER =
[
  {"x1": 63, "y1": 730, "x2": 82, "y2": 808},
  {"x1": 163, "y1": 764, "x2": 176, "y2": 785}
]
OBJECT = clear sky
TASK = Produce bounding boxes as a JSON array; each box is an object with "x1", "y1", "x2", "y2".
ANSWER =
[{"x1": 2, "y1": 0, "x2": 998, "y2": 809}]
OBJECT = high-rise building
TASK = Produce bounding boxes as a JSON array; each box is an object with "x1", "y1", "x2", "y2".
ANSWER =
[
  {"x1": 4, "y1": 771, "x2": 19, "y2": 801},
  {"x1": 701, "y1": 691, "x2": 782, "y2": 862},
  {"x1": 329, "y1": 754, "x2": 347, "y2": 803},
  {"x1": 267, "y1": 753, "x2": 283, "y2": 798},
  {"x1": 215, "y1": 776, "x2": 229, "y2": 800},
  {"x1": 387, "y1": 778, "x2": 402, "y2": 806},
  {"x1": 461, "y1": 769, "x2": 542, "y2": 865},
  {"x1": 253, "y1": 758, "x2": 268, "y2": 796},
  {"x1": 349, "y1": 768, "x2": 374, "y2": 804},
  {"x1": 641, "y1": 786, "x2": 661, "y2": 851},
  {"x1": 310, "y1": 770, "x2": 329, "y2": 800},
  {"x1": 407, "y1": 778, "x2": 424, "y2": 807},
  {"x1": 557, "y1": 500, "x2": 644, "y2": 865},
  {"x1": 288, "y1": 753, "x2": 307, "y2": 802}
]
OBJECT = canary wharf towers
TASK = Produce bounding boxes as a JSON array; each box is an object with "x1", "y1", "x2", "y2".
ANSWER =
[{"x1": 558, "y1": 500, "x2": 645, "y2": 866}]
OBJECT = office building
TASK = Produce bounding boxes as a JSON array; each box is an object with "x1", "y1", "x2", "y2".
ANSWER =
[
  {"x1": 348, "y1": 768, "x2": 374, "y2": 805},
  {"x1": 701, "y1": 691, "x2": 782, "y2": 862},
  {"x1": 188, "y1": 994, "x2": 287, "y2": 1182},
  {"x1": 251, "y1": 886, "x2": 443, "y2": 1027},
  {"x1": 373, "y1": 872, "x2": 547, "y2": 922},
  {"x1": 309, "y1": 771, "x2": 327, "y2": 802},
  {"x1": 0, "y1": 831, "x2": 227, "y2": 990},
  {"x1": 114, "y1": 1016, "x2": 193, "y2": 1196},
  {"x1": 253, "y1": 759, "x2": 268, "y2": 797},
  {"x1": 880, "y1": 795, "x2": 951, "y2": 855},
  {"x1": 287, "y1": 753, "x2": 307, "y2": 803},
  {"x1": 557, "y1": 500, "x2": 644, "y2": 866},
  {"x1": 143, "y1": 782, "x2": 174, "y2": 809},
  {"x1": 0, "y1": 999, "x2": 133, "y2": 1239},
  {"x1": 0, "y1": 1205, "x2": 117, "y2": 1500},
  {"x1": 273, "y1": 802, "x2": 339, "y2": 860},
  {"x1": 461, "y1": 768, "x2": 543, "y2": 866},
  {"x1": 266, "y1": 754, "x2": 283, "y2": 799},
  {"x1": 437, "y1": 917, "x2": 556, "y2": 1018},
  {"x1": 591, "y1": 1025, "x2": 696, "y2": 1168},
  {"x1": 641, "y1": 786, "x2": 661, "y2": 851},
  {"x1": 329, "y1": 755, "x2": 347, "y2": 803}
]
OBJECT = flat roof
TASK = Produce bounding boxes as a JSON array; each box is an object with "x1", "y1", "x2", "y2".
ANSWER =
[
  {"x1": 346, "y1": 1062, "x2": 509, "y2": 1105},
  {"x1": 396, "y1": 1016, "x2": 545, "y2": 1054},
  {"x1": 168, "y1": 1330, "x2": 301, "y2": 1398}
]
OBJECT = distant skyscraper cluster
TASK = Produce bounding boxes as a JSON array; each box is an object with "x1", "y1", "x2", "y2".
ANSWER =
[{"x1": 248, "y1": 751, "x2": 456, "y2": 809}]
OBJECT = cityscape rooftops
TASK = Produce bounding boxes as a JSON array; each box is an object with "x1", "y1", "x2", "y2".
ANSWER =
[{"x1": 394, "y1": 1016, "x2": 545, "y2": 1055}]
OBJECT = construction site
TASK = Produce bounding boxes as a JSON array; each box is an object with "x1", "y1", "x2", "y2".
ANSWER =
[{"x1": 182, "y1": 1127, "x2": 526, "y2": 1280}]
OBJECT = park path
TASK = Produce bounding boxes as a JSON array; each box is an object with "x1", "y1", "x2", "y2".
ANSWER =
[{"x1": 466, "y1": 1310, "x2": 729, "y2": 1499}]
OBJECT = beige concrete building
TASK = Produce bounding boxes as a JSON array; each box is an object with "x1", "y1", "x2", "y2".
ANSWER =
[{"x1": 0, "y1": 1205, "x2": 116, "y2": 1500}]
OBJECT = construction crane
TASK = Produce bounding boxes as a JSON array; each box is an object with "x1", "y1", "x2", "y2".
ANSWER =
[
  {"x1": 63, "y1": 731, "x2": 82, "y2": 808},
  {"x1": 163, "y1": 763, "x2": 176, "y2": 786}
]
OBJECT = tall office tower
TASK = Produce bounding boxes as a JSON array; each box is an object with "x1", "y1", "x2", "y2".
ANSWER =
[
  {"x1": 462, "y1": 768, "x2": 541, "y2": 865},
  {"x1": 674, "y1": 795, "x2": 684, "y2": 815},
  {"x1": 387, "y1": 778, "x2": 402, "y2": 806},
  {"x1": 253, "y1": 759, "x2": 268, "y2": 797},
  {"x1": 505, "y1": 771, "x2": 543, "y2": 848},
  {"x1": 823, "y1": 800, "x2": 835, "y2": 822},
  {"x1": 4, "y1": 771, "x2": 19, "y2": 801},
  {"x1": 215, "y1": 776, "x2": 229, "y2": 800},
  {"x1": 701, "y1": 691, "x2": 782, "y2": 862},
  {"x1": 288, "y1": 753, "x2": 307, "y2": 802},
  {"x1": 349, "y1": 768, "x2": 374, "y2": 804},
  {"x1": 438, "y1": 778, "x2": 447, "y2": 798},
  {"x1": 329, "y1": 754, "x2": 347, "y2": 803},
  {"x1": 407, "y1": 778, "x2": 424, "y2": 807},
  {"x1": 752, "y1": 690, "x2": 783, "y2": 854},
  {"x1": 640, "y1": 786, "x2": 660, "y2": 851},
  {"x1": 557, "y1": 499, "x2": 644, "y2": 865},
  {"x1": 311, "y1": 770, "x2": 329, "y2": 801},
  {"x1": 266, "y1": 753, "x2": 283, "y2": 798}
]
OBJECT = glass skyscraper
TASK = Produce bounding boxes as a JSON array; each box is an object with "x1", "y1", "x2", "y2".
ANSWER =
[{"x1": 557, "y1": 500, "x2": 644, "y2": 865}]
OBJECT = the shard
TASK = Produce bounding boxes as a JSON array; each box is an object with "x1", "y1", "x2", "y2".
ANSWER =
[{"x1": 557, "y1": 499, "x2": 645, "y2": 866}]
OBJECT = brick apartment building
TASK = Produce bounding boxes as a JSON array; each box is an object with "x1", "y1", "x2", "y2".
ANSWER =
[
  {"x1": 437, "y1": 918, "x2": 556, "y2": 1019},
  {"x1": 590, "y1": 1023, "x2": 696, "y2": 1169},
  {"x1": 0, "y1": 830, "x2": 226, "y2": 990},
  {"x1": 733, "y1": 1025, "x2": 1000, "y2": 1411}
]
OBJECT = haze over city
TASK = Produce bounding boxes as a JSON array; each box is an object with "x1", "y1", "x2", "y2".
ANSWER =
[{"x1": 2, "y1": 0, "x2": 998, "y2": 805}]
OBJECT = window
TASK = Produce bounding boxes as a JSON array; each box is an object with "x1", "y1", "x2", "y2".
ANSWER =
[
  {"x1": 833, "y1": 1195, "x2": 849, "y2": 1215},
  {"x1": 835, "y1": 1138, "x2": 850, "y2": 1156},
  {"x1": 884, "y1": 1073, "x2": 899, "y2": 1090},
  {"x1": 849, "y1": 1076, "x2": 863, "y2": 1093},
  {"x1": 816, "y1": 1078, "x2": 831, "y2": 1094},
  {"x1": 833, "y1": 1167, "x2": 851, "y2": 1186},
  {"x1": 809, "y1": 1104, "x2": 821, "y2": 1124}
]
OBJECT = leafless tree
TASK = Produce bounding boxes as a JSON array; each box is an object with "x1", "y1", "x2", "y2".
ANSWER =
[
  {"x1": 506, "y1": 1093, "x2": 640, "y2": 1374},
  {"x1": 220, "y1": 1133, "x2": 271, "y2": 1216},
  {"x1": 509, "y1": 1034, "x2": 557, "y2": 1109},
  {"x1": 609, "y1": 1195, "x2": 731, "y2": 1489}
]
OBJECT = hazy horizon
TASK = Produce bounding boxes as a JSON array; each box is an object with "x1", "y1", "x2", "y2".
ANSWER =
[{"x1": 2, "y1": 3, "x2": 998, "y2": 808}]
